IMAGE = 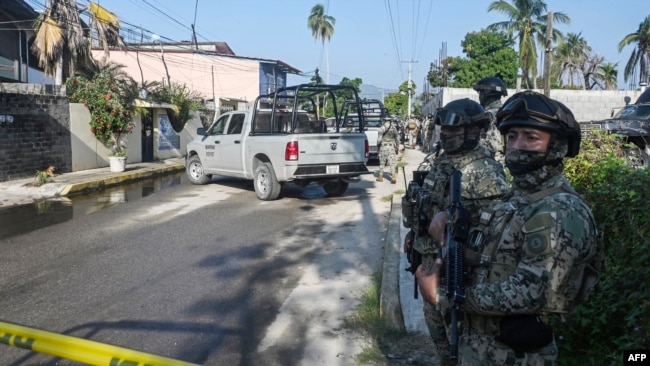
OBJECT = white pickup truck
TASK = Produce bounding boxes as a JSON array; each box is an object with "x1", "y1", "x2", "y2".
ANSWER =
[
  {"x1": 340, "y1": 99, "x2": 385, "y2": 160},
  {"x1": 185, "y1": 84, "x2": 371, "y2": 200}
]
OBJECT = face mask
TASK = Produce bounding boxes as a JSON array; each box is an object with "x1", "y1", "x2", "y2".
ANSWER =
[
  {"x1": 505, "y1": 148, "x2": 548, "y2": 176},
  {"x1": 440, "y1": 132, "x2": 464, "y2": 153}
]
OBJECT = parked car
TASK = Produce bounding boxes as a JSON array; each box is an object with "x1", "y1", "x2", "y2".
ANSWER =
[{"x1": 581, "y1": 88, "x2": 650, "y2": 168}]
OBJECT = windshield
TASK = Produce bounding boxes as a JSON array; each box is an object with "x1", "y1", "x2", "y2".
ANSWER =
[{"x1": 618, "y1": 105, "x2": 650, "y2": 119}]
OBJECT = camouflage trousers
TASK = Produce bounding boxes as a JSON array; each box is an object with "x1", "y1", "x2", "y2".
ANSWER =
[
  {"x1": 458, "y1": 333, "x2": 558, "y2": 365},
  {"x1": 377, "y1": 143, "x2": 397, "y2": 177},
  {"x1": 422, "y1": 254, "x2": 456, "y2": 366},
  {"x1": 409, "y1": 130, "x2": 419, "y2": 147}
]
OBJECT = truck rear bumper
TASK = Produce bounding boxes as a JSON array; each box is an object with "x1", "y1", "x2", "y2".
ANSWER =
[{"x1": 291, "y1": 162, "x2": 370, "y2": 180}]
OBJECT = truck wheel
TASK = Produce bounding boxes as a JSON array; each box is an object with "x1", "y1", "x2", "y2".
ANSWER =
[
  {"x1": 323, "y1": 180, "x2": 349, "y2": 197},
  {"x1": 254, "y1": 162, "x2": 281, "y2": 200},
  {"x1": 186, "y1": 155, "x2": 212, "y2": 185}
]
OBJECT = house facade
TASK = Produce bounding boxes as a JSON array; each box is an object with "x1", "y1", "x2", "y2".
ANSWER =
[
  {"x1": 0, "y1": 1, "x2": 302, "y2": 182},
  {"x1": 92, "y1": 42, "x2": 301, "y2": 114}
]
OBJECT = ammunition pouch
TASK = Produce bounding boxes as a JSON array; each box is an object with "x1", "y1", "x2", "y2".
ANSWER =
[{"x1": 494, "y1": 315, "x2": 553, "y2": 358}]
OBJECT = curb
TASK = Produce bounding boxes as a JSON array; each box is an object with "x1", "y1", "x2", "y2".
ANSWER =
[
  {"x1": 379, "y1": 171, "x2": 406, "y2": 332},
  {"x1": 59, "y1": 164, "x2": 186, "y2": 196}
]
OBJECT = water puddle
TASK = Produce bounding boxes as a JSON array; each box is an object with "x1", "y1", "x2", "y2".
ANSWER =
[{"x1": 0, "y1": 173, "x2": 185, "y2": 239}]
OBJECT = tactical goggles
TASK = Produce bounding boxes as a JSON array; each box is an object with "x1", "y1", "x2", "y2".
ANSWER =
[
  {"x1": 434, "y1": 108, "x2": 487, "y2": 126},
  {"x1": 496, "y1": 93, "x2": 569, "y2": 125}
]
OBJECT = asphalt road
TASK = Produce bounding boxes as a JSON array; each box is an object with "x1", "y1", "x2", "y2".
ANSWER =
[{"x1": 0, "y1": 167, "x2": 395, "y2": 365}]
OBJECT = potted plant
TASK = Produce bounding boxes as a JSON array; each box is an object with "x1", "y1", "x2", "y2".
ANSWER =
[{"x1": 67, "y1": 65, "x2": 137, "y2": 172}]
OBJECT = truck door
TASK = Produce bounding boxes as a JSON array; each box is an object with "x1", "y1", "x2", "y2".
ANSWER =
[
  {"x1": 202, "y1": 114, "x2": 229, "y2": 171},
  {"x1": 219, "y1": 112, "x2": 246, "y2": 174}
]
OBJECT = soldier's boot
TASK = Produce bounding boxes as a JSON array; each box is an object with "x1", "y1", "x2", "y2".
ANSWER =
[
  {"x1": 390, "y1": 175, "x2": 397, "y2": 184},
  {"x1": 376, "y1": 175, "x2": 383, "y2": 182}
]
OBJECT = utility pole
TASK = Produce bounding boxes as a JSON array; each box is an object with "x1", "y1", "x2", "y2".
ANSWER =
[
  {"x1": 403, "y1": 60, "x2": 417, "y2": 119},
  {"x1": 543, "y1": 12, "x2": 553, "y2": 97}
]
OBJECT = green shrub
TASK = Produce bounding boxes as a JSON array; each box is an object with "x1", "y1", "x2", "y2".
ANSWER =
[{"x1": 554, "y1": 130, "x2": 650, "y2": 364}]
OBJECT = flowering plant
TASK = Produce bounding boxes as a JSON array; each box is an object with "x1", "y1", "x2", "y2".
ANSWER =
[{"x1": 66, "y1": 68, "x2": 137, "y2": 157}]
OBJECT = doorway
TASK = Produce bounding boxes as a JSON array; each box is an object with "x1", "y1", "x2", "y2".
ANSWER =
[{"x1": 141, "y1": 112, "x2": 154, "y2": 162}]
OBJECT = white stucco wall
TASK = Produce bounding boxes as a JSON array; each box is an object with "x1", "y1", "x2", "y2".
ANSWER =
[
  {"x1": 93, "y1": 50, "x2": 260, "y2": 103},
  {"x1": 70, "y1": 103, "x2": 142, "y2": 171},
  {"x1": 424, "y1": 88, "x2": 644, "y2": 122}
]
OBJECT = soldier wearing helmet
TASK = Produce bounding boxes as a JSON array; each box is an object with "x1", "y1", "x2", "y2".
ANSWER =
[
  {"x1": 404, "y1": 98, "x2": 509, "y2": 365},
  {"x1": 376, "y1": 113, "x2": 400, "y2": 183},
  {"x1": 417, "y1": 91, "x2": 600, "y2": 365},
  {"x1": 474, "y1": 76, "x2": 508, "y2": 163}
]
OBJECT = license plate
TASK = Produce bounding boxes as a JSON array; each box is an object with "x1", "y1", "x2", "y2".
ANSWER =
[{"x1": 326, "y1": 165, "x2": 339, "y2": 174}]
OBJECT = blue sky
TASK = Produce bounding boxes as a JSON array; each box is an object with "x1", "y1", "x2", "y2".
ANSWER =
[{"x1": 28, "y1": 0, "x2": 649, "y2": 94}]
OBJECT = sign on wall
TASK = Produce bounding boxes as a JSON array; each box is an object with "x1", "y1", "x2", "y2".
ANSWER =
[{"x1": 158, "y1": 113, "x2": 180, "y2": 151}]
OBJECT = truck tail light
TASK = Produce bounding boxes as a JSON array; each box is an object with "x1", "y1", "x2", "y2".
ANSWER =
[
  {"x1": 285, "y1": 141, "x2": 299, "y2": 161},
  {"x1": 365, "y1": 139, "x2": 369, "y2": 158}
]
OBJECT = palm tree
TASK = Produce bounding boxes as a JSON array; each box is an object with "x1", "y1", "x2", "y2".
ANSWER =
[
  {"x1": 307, "y1": 4, "x2": 335, "y2": 84},
  {"x1": 597, "y1": 62, "x2": 619, "y2": 90},
  {"x1": 487, "y1": 0, "x2": 569, "y2": 88},
  {"x1": 555, "y1": 32, "x2": 590, "y2": 88},
  {"x1": 31, "y1": 0, "x2": 125, "y2": 84},
  {"x1": 618, "y1": 15, "x2": 650, "y2": 87}
]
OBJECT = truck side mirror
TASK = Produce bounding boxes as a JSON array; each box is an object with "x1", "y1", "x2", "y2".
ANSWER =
[{"x1": 197, "y1": 127, "x2": 206, "y2": 136}]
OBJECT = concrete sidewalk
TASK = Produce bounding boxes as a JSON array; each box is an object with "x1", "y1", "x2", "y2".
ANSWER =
[{"x1": 0, "y1": 158, "x2": 186, "y2": 207}]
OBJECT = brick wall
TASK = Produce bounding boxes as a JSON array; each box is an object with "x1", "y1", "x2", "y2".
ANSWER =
[{"x1": 0, "y1": 83, "x2": 71, "y2": 182}]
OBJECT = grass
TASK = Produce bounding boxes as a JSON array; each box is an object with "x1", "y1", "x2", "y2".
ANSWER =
[
  {"x1": 343, "y1": 271, "x2": 392, "y2": 364},
  {"x1": 381, "y1": 194, "x2": 393, "y2": 202},
  {"x1": 34, "y1": 170, "x2": 51, "y2": 186}
]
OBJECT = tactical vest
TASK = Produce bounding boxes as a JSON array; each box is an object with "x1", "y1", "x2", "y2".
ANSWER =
[
  {"x1": 464, "y1": 182, "x2": 601, "y2": 315},
  {"x1": 381, "y1": 124, "x2": 398, "y2": 144},
  {"x1": 412, "y1": 148, "x2": 508, "y2": 255},
  {"x1": 408, "y1": 119, "x2": 418, "y2": 130}
]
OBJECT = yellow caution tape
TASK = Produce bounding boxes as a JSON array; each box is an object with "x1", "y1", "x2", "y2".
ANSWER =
[{"x1": 0, "y1": 321, "x2": 201, "y2": 365}]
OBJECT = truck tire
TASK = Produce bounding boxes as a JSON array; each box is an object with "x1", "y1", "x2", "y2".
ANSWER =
[
  {"x1": 254, "y1": 162, "x2": 281, "y2": 200},
  {"x1": 323, "y1": 180, "x2": 349, "y2": 197},
  {"x1": 186, "y1": 155, "x2": 212, "y2": 185}
]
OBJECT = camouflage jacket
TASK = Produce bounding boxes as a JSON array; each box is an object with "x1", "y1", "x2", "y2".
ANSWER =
[
  {"x1": 412, "y1": 144, "x2": 509, "y2": 254},
  {"x1": 379, "y1": 123, "x2": 400, "y2": 145},
  {"x1": 463, "y1": 173, "x2": 599, "y2": 322},
  {"x1": 480, "y1": 100, "x2": 503, "y2": 161}
]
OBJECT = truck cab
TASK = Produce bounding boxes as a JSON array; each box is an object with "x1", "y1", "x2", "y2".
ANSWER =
[
  {"x1": 582, "y1": 88, "x2": 650, "y2": 168},
  {"x1": 340, "y1": 99, "x2": 386, "y2": 160}
]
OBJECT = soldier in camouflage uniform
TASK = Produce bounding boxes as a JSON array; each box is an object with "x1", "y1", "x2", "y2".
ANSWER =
[
  {"x1": 417, "y1": 91, "x2": 600, "y2": 365},
  {"x1": 377, "y1": 114, "x2": 400, "y2": 183},
  {"x1": 404, "y1": 99, "x2": 509, "y2": 365},
  {"x1": 421, "y1": 115, "x2": 432, "y2": 152},
  {"x1": 474, "y1": 76, "x2": 508, "y2": 164},
  {"x1": 406, "y1": 117, "x2": 420, "y2": 149}
]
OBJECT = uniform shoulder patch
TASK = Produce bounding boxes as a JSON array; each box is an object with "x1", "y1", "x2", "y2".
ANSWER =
[{"x1": 521, "y1": 212, "x2": 555, "y2": 257}]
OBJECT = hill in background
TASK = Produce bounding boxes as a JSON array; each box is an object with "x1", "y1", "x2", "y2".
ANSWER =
[{"x1": 359, "y1": 84, "x2": 397, "y2": 101}]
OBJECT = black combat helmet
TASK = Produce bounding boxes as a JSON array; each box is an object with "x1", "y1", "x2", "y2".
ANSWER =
[
  {"x1": 434, "y1": 98, "x2": 491, "y2": 130},
  {"x1": 434, "y1": 98, "x2": 490, "y2": 153},
  {"x1": 473, "y1": 76, "x2": 508, "y2": 106},
  {"x1": 496, "y1": 90, "x2": 581, "y2": 157}
]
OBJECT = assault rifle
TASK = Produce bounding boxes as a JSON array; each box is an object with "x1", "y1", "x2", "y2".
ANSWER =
[
  {"x1": 401, "y1": 168, "x2": 430, "y2": 299},
  {"x1": 441, "y1": 170, "x2": 471, "y2": 360}
]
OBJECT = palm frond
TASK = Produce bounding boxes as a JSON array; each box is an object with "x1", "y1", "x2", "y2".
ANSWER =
[{"x1": 31, "y1": 16, "x2": 64, "y2": 76}]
